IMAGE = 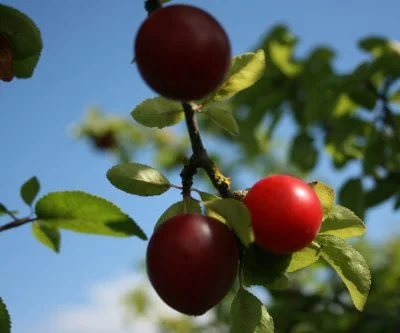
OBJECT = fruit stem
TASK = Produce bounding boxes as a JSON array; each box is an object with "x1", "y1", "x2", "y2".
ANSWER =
[
  {"x1": 144, "y1": 0, "x2": 162, "y2": 15},
  {"x1": 180, "y1": 102, "x2": 233, "y2": 199}
]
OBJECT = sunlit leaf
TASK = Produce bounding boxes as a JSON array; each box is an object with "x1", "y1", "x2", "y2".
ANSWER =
[
  {"x1": 131, "y1": 97, "x2": 184, "y2": 128},
  {"x1": 318, "y1": 234, "x2": 371, "y2": 311},
  {"x1": 202, "y1": 103, "x2": 239, "y2": 136},
  {"x1": 204, "y1": 199, "x2": 254, "y2": 246},
  {"x1": 213, "y1": 50, "x2": 266, "y2": 101},
  {"x1": 154, "y1": 199, "x2": 201, "y2": 229},
  {"x1": 32, "y1": 222, "x2": 61, "y2": 253},
  {"x1": 107, "y1": 163, "x2": 170, "y2": 196},
  {"x1": 35, "y1": 191, "x2": 147, "y2": 239},
  {"x1": 319, "y1": 205, "x2": 365, "y2": 239},
  {"x1": 286, "y1": 245, "x2": 321, "y2": 272}
]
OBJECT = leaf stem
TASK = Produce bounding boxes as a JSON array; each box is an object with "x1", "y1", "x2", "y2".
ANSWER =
[{"x1": 0, "y1": 217, "x2": 37, "y2": 233}]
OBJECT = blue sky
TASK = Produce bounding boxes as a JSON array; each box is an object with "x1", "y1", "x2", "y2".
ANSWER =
[{"x1": 1, "y1": 1, "x2": 399, "y2": 332}]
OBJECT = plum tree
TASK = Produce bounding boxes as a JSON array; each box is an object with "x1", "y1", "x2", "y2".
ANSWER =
[
  {"x1": 243, "y1": 175, "x2": 323, "y2": 253},
  {"x1": 134, "y1": 4, "x2": 231, "y2": 101},
  {"x1": 146, "y1": 213, "x2": 239, "y2": 315}
]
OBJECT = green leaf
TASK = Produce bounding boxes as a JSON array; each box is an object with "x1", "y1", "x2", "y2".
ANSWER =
[
  {"x1": 204, "y1": 199, "x2": 254, "y2": 247},
  {"x1": 213, "y1": 50, "x2": 266, "y2": 101},
  {"x1": 202, "y1": 103, "x2": 239, "y2": 135},
  {"x1": 0, "y1": 203, "x2": 7, "y2": 215},
  {"x1": 107, "y1": 163, "x2": 170, "y2": 196},
  {"x1": 231, "y1": 288, "x2": 274, "y2": 333},
  {"x1": 242, "y1": 244, "x2": 291, "y2": 286},
  {"x1": 289, "y1": 132, "x2": 318, "y2": 172},
  {"x1": 358, "y1": 36, "x2": 389, "y2": 56},
  {"x1": 286, "y1": 245, "x2": 321, "y2": 272},
  {"x1": 319, "y1": 205, "x2": 366, "y2": 239},
  {"x1": 0, "y1": 4, "x2": 42, "y2": 59},
  {"x1": 309, "y1": 181, "x2": 335, "y2": 218},
  {"x1": 371, "y1": 52, "x2": 400, "y2": 77},
  {"x1": 339, "y1": 178, "x2": 365, "y2": 220},
  {"x1": 266, "y1": 274, "x2": 289, "y2": 290},
  {"x1": 20, "y1": 176, "x2": 40, "y2": 206},
  {"x1": 363, "y1": 131, "x2": 385, "y2": 175},
  {"x1": 197, "y1": 190, "x2": 220, "y2": 202},
  {"x1": 154, "y1": 199, "x2": 202, "y2": 230},
  {"x1": 269, "y1": 40, "x2": 302, "y2": 77},
  {"x1": 131, "y1": 97, "x2": 183, "y2": 128},
  {"x1": 13, "y1": 54, "x2": 40, "y2": 78},
  {"x1": 35, "y1": 191, "x2": 147, "y2": 239},
  {"x1": 365, "y1": 173, "x2": 400, "y2": 208},
  {"x1": 390, "y1": 89, "x2": 400, "y2": 103},
  {"x1": 318, "y1": 234, "x2": 371, "y2": 311},
  {"x1": 0, "y1": 297, "x2": 11, "y2": 333},
  {"x1": 32, "y1": 222, "x2": 61, "y2": 253},
  {"x1": 0, "y1": 204, "x2": 18, "y2": 218}
]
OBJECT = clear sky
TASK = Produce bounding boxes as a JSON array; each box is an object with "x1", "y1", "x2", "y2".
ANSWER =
[{"x1": 1, "y1": 1, "x2": 399, "y2": 332}]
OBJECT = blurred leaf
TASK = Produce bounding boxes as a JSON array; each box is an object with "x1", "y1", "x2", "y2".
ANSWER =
[
  {"x1": 0, "y1": 33, "x2": 13, "y2": 82},
  {"x1": 319, "y1": 205, "x2": 365, "y2": 239},
  {"x1": 365, "y1": 173, "x2": 400, "y2": 208},
  {"x1": 289, "y1": 132, "x2": 318, "y2": 172},
  {"x1": 0, "y1": 4, "x2": 42, "y2": 59},
  {"x1": 318, "y1": 234, "x2": 371, "y2": 311},
  {"x1": 266, "y1": 274, "x2": 289, "y2": 290},
  {"x1": 202, "y1": 103, "x2": 239, "y2": 135},
  {"x1": 286, "y1": 245, "x2": 321, "y2": 272},
  {"x1": 0, "y1": 206, "x2": 18, "y2": 218},
  {"x1": 107, "y1": 163, "x2": 170, "y2": 196},
  {"x1": 20, "y1": 176, "x2": 40, "y2": 206},
  {"x1": 363, "y1": 130, "x2": 385, "y2": 175},
  {"x1": 269, "y1": 39, "x2": 301, "y2": 76},
  {"x1": 198, "y1": 190, "x2": 220, "y2": 202},
  {"x1": 309, "y1": 181, "x2": 335, "y2": 218},
  {"x1": 390, "y1": 89, "x2": 400, "y2": 103},
  {"x1": 231, "y1": 288, "x2": 274, "y2": 333},
  {"x1": 32, "y1": 222, "x2": 61, "y2": 253},
  {"x1": 154, "y1": 199, "x2": 201, "y2": 230},
  {"x1": 242, "y1": 244, "x2": 291, "y2": 286},
  {"x1": 358, "y1": 36, "x2": 389, "y2": 56},
  {"x1": 371, "y1": 52, "x2": 400, "y2": 77},
  {"x1": 339, "y1": 178, "x2": 365, "y2": 220},
  {"x1": 204, "y1": 199, "x2": 254, "y2": 246},
  {"x1": 35, "y1": 191, "x2": 147, "y2": 239},
  {"x1": 213, "y1": 50, "x2": 266, "y2": 101},
  {"x1": 343, "y1": 63, "x2": 377, "y2": 110},
  {"x1": 13, "y1": 54, "x2": 40, "y2": 78},
  {"x1": 123, "y1": 287, "x2": 150, "y2": 316},
  {"x1": 0, "y1": 297, "x2": 11, "y2": 333},
  {"x1": 131, "y1": 97, "x2": 184, "y2": 128},
  {"x1": 0, "y1": 203, "x2": 7, "y2": 215}
]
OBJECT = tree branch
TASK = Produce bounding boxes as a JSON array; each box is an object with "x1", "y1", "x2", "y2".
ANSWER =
[
  {"x1": 0, "y1": 217, "x2": 37, "y2": 233},
  {"x1": 367, "y1": 79, "x2": 400, "y2": 144},
  {"x1": 180, "y1": 102, "x2": 232, "y2": 198}
]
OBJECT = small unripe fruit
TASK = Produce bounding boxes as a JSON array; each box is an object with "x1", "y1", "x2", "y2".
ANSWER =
[
  {"x1": 135, "y1": 5, "x2": 231, "y2": 101},
  {"x1": 243, "y1": 175, "x2": 323, "y2": 254},
  {"x1": 146, "y1": 213, "x2": 239, "y2": 315}
]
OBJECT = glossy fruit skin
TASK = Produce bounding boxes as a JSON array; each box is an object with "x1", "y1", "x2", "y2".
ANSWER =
[
  {"x1": 243, "y1": 175, "x2": 323, "y2": 254},
  {"x1": 146, "y1": 213, "x2": 239, "y2": 315},
  {"x1": 135, "y1": 5, "x2": 231, "y2": 101}
]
